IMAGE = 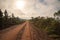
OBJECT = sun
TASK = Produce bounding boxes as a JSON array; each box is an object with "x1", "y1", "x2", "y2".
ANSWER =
[{"x1": 15, "y1": 0, "x2": 26, "y2": 10}]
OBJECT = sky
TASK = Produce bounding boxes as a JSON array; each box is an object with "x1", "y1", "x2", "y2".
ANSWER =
[{"x1": 0, "y1": 0, "x2": 60, "y2": 19}]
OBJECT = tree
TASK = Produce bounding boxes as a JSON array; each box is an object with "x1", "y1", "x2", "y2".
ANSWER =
[
  {"x1": 0, "y1": 9, "x2": 3, "y2": 18},
  {"x1": 4, "y1": 10, "x2": 8, "y2": 20},
  {"x1": 54, "y1": 12, "x2": 57, "y2": 18},
  {"x1": 12, "y1": 13, "x2": 15, "y2": 18},
  {"x1": 54, "y1": 10, "x2": 60, "y2": 19},
  {"x1": 0, "y1": 9, "x2": 3, "y2": 29}
]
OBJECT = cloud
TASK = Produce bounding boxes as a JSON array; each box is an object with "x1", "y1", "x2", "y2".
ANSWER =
[
  {"x1": 0, "y1": 0, "x2": 60, "y2": 19},
  {"x1": 24, "y1": 0, "x2": 60, "y2": 17}
]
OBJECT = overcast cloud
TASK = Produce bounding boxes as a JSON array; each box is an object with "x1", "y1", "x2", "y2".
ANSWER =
[{"x1": 0, "y1": 0, "x2": 60, "y2": 19}]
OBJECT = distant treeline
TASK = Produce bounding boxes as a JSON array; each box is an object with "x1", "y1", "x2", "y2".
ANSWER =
[
  {"x1": 30, "y1": 10, "x2": 60, "y2": 40},
  {"x1": 0, "y1": 9, "x2": 25, "y2": 30}
]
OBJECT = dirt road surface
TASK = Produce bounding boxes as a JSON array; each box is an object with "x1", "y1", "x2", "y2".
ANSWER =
[{"x1": 0, "y1": 21, "x2": 53, "y2": 40}]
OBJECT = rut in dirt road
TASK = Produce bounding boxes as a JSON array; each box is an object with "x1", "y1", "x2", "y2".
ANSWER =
[{"x1": 0, "y1": 21, "x2": 53, "y2": 40}]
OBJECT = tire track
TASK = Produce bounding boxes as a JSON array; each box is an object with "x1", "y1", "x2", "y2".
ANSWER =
[
  {"x1": 20, "y1": 21, "x2": 32, "y2": 40},
  {"x1": 16, "y1": 24, "x2": 26, "y2": 40}
]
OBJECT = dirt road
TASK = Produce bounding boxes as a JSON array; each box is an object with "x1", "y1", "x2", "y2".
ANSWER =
[{"x1": 0, "y1": 21, "x2": 53, "y2": 40}]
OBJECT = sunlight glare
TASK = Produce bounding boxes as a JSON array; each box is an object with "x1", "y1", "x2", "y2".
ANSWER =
[{"x1": 16, "y1": 0, "x2": 26, "y2": 10}]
